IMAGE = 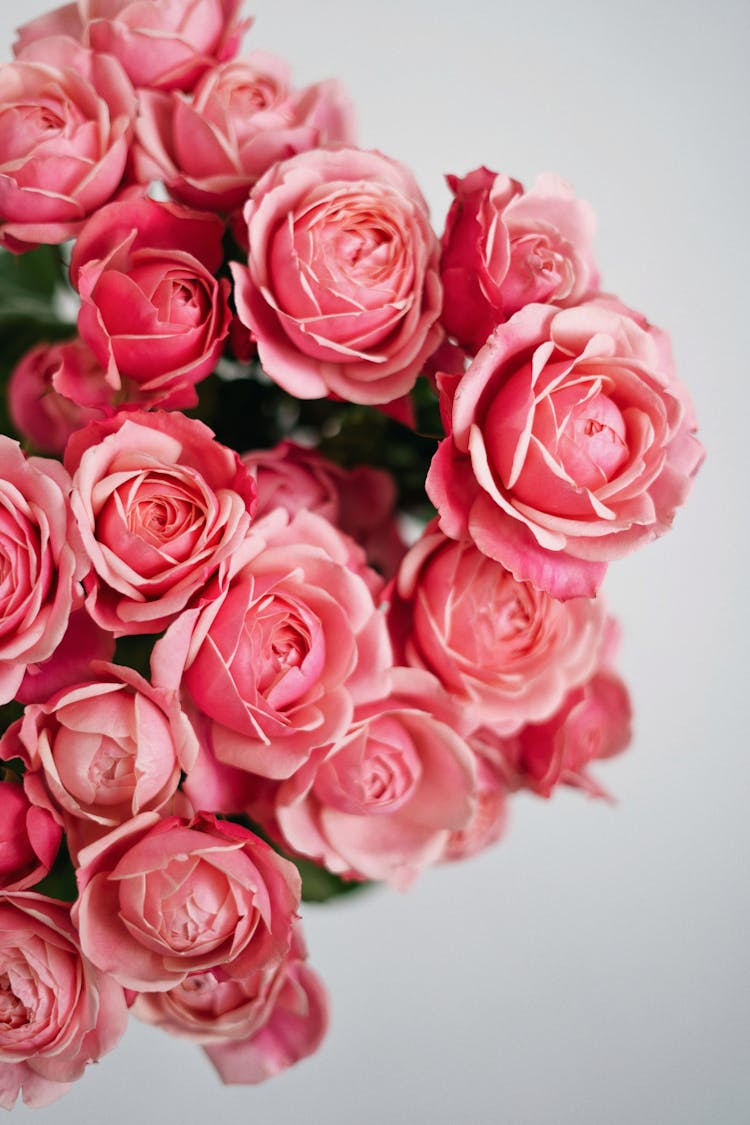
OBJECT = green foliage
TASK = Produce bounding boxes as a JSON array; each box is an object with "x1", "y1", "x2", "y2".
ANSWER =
[
  {"x1": 32, "y1": 838, "x2": 78, "y2": 904},
  {"x1": 0, "y1": 245, "x2": 77, "y2": 440}
]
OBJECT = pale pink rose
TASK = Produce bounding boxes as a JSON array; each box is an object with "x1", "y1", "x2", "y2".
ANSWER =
[
  {"x1": 65, "y1": 411, "x2": 257, "y2": 635},
  {"x1": 389, "y1": 524, "x2": 605, "y2": 734},
  {"x1": 16, "y1": 0, "x2": 252, "y2": 93},
  {"x1": 440, "y1": 168, "x2": 599, "y2": 352},
  {"x1": 8, "y1": 340, "x2": 112, "y2": 455},
  {"x1": 16, "y1": 609, "x2": 114, "y2": 706},
  {"x1": 427, "y1": 300, "x2": 705, "y2": 598},
  {"x1": 133, "y1": 923, "x2": 327, "y2": 1085},
  {"x1": 242, "y1": 441, "x2": 407, "y2": 579},
  {"x1": 134, "y1": 52, "x2": 355, "y2": 214},
  {"x1": 69, "y1": 195, "x2": 232, "y2": 409},
  {"x1": 275, "y1": 667, "x2": 477, "y2": 889},
  {"x1": 4, "y1": 663, "x2": 198, "y2": 860},
  {"x1": 153, "y1": 508, "x2": 392, "y2": 781},
  {"x1": 74, "y1": 811, "x2": 300, "y2": 991},
  {"x1": 13, "y1": 4, "x2": 84, "y2": 51},
  {"x1": 203, "y1": 959, "x2": 328, "y2": 1084},
  {"x1": 0, "y1": 438, "x2": 87, "y2": 705},
  {"x1": 0, "y1": 39, "x2": 136, "y2": 252},
  {"x1": 0, "y1": 892, "x2": 128, "y2": 1108},
  {"x1": 230, "y1": 146, "x2": 443, "y2": 405},
  {"x1": 0, "y1": 782, "x2": 61, "y2": 891}
]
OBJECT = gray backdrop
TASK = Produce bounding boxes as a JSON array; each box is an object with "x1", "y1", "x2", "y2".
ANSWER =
[{"x1": 3, "y1": 1, "x2": 747, "y2": 1122}]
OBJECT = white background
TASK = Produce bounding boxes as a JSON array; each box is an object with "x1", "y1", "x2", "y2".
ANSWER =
[{"x1": 3, "y1": 1, "x2": 748, "y2": 1122}]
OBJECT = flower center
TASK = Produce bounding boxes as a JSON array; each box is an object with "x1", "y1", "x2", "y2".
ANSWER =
[{"x1": 0, "y1": 973, "x2": 30, "y2": 1032}]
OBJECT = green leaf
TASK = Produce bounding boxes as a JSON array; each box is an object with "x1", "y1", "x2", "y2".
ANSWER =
[
  {"x1": 294, "y1": 856, "x2": 373, "y2": 904},
  {"x1": 31, "y1": 838, "x2": 77, "y2": 904}
]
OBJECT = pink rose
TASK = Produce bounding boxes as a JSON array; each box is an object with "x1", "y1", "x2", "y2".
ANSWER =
[
  {"x1": 0, "y1": 438, "x2": 87, "y2": 705},
  {"x1": 275, "y1": 667, "x2": 477, "y2": 889},
  {"x1": 133, "y1": 924, "x2": 328, "y2": 1084},
  {"x1": 441, "y1": 755, "x2": 507, "y2": 863},
  {"x1": 427, "y1": 300, "x2": 705, "y2": 598},
  {"x1": 8, "y1": 340, "x2": 111, "y2": 455},
  {"x1": 389, "y1": 524, "x2": 605, "y2": 734},
  {"x1": 0, "y1": 782, "x2": 61, "y2": 892},
  {"x1": 65, "y1": 411, "x2": 257, "y2": 635},
  {"x1": 16, "y1": 0, "x2": 252, "y2": 93},
  {"x1": 74, "y1": 811, "x2": 300, "y2": 991},
  {"x1": 0, "y1": 38, "x2": 136, "y2": 252},
  {"x1": 0, "y1": 892, "x2": 127, "y2": 1109},
  {"x1": 203, "y1": 959, "x2": 328, "y2": 1085},
  {"x1": 243, "y1": 441, "x2": 407, "y2": 579},
  {"x1": 3, "y1": 662, "x2": 198, "y2": 860},
  {"x1": 16, "y1": 609, "x2": 114, "y2": 706},
  {"x1": 153, "y1": 508, "x2": 392, "y2": 781},
  {"x1": 134, "y1": 52, "x2": 355, "y2": 213},
  {"x1": 69, "y1": 195, "x2": 232, "y2": 409},
  {"x1": 440, "y1": 168, "x2": 599, "y2": 352},
  {"x1": 230, "y1": 146, "x2": 443, "y2": 405}
]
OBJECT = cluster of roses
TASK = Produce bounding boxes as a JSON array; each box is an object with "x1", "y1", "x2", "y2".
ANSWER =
[{"x1": 0, "y1": 0, "x2": 704, "y2": 1111}]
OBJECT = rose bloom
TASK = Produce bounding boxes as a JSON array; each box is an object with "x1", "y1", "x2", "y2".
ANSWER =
[
  {"x1": 230, "y1": 146, "x2": 443, "y2": 405},
  {"x1": 134, "y1": 924, "x2": 328, "y2": 1085},
  {"x1": 16, "y1": 609, "x2": 114, "y2": 707},
  {"x1": 427, "y1": 300, "x2": 705, "y2": 599},
  {"x1": 15, "y1": 0, "x2": 251, "y2": 93},
  {"x1": 0, "y1": 893, "x2": 127, "y2": 1109},
  {"x1": 153, "y1": 508, "x2": 392, "y2": 781},
  {"x1": 440, "y1": 168, "x2": 599, "y2": 352},
  {"x1": 69, "y1": 194, "x2": 232, "y2": 409},
  {"x1": 242, "y1": 440, "x2": 407, "y2": 579},
  {"x1": 0, "y1": 781, "x2": 61, "y2": 892},
  {"x1": 0, "y1": 38, "x2": 136, "y2": 252},
  {"x1": 8, "y1": 339, "x2": 112, "y2": 455},
  {"x1": 389, "y1": 524, "x2": 605, "y2": 734},
  {"x1": 74, "y1": 811, "x2": 300, "y2": 992},
  {"x1": 134, "y1": 52, "x2": 355, "y2": 214},
  {"x1": 0, "y1": 437, "x2": 87, "y2": 705},
  {"x1": 65, "y1": 410, "x2": 257, "y2": 635},
  {"x1": 2, "y1": 662, "x2": 199, "y2": 860},
  {"x1": 441, "y1": 755, "x2": 507, "y2": 863},
  {"x1": 203, "y1": 959, "x2": 328, "y2": 1085},
  {"x1": 274, "y1": 667, "x2": 477, "y2": 889}
]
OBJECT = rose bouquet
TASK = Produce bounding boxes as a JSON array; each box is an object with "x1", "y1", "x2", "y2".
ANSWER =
[{"x1": 0, "y1": 0, "x2": 704, "y2": 1110}]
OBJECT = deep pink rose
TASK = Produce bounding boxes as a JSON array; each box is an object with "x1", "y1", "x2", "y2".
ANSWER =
[
  {"x1": 4, "y1": 663, "x2": 198, "y2": 860},
  {"x1": 389, "y1": 524, "x2": 605, "y2": 734},
  {"x1": 0, "y1": 893, "x2": 127, "y2": 1109},
  {"x1": 275, "y1": 667, "x2": 477, "y2": 889},
  {"x1": 65, "y1": 411, "x2": 257, "y2": 634},
  {"x1": 74, "y1": 811, "x2": 300, "y2": 992},
  {"x1": 243, "y1": 441, "x2": 407, "y2": 579},
  {"x1": 8, "y1": 340, "x2": 111, "y2": 455},
  {"x1": 0, "y1": 39, "x2": 136, "y2": 252},
  {"x1": 69, "y1": 195, "x2": 232, "y2": 409},
  {"x1": 153, "y1": 508, "x2": 392, "y2": 781},
  {"x1": 230, "y1": 146, "x2": 443, "y2": 405},
  {"x1": 427, "y1": 300, "x2": 705, "y2": 598},
  {"x1": 0, "y1": 782, "x2": 61, "y2": 892},
  {"x1": 0, "y1": 438, "x2": 87, "y2": 705},
  {"x1": 133, "y1": 923, "x2": 328, "y2": 1083},
  {"x1": 16, "y1": 0, "x2": 251, "y2": 93},
  {"x1": 135, "y1": 52, "x2": 355, "y2": 213},
  {"x1": 440, "y1": 168, "x2": 599, "y2": 352}
]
